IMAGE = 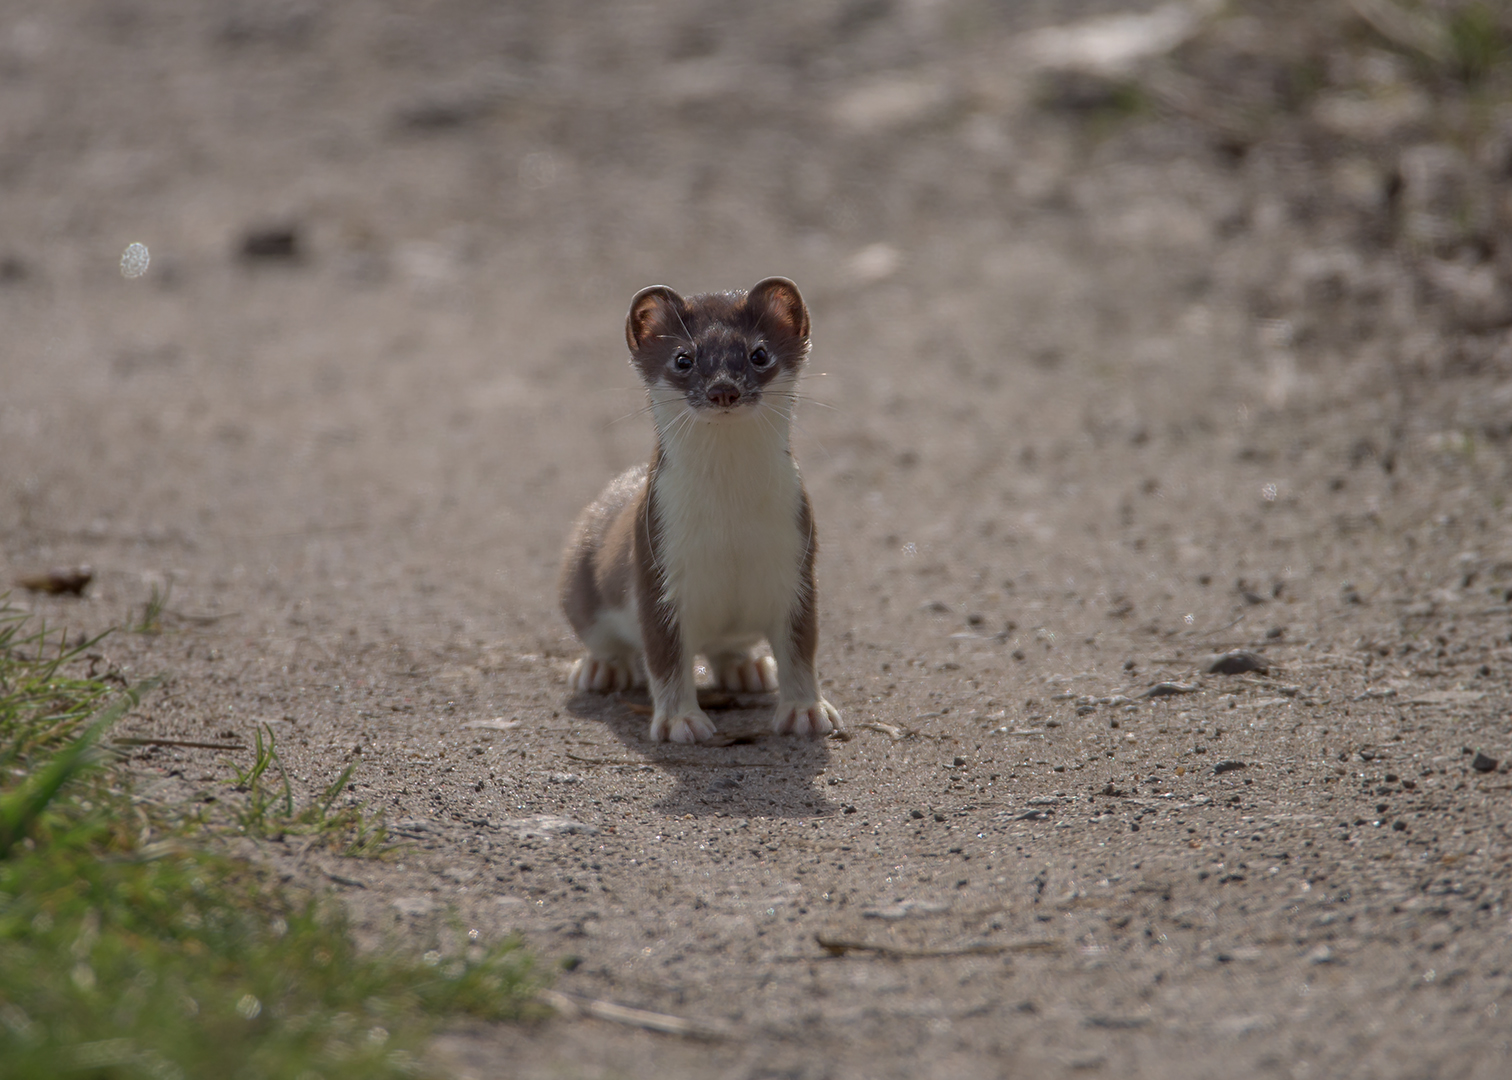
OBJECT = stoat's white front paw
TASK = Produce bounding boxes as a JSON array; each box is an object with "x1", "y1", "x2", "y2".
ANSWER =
[
  {"x1": 650, "y1": 707, "x2": 719, "y2": 744},
  {"x1": 773, "y1": 698, "x2": 843, "y2": 738},
  {"x1": 715, "y1": 655, "x2": 778, "y2": 693},
  {"x1": 568, "y1": 656, "x2": 640, "y2": 693}
]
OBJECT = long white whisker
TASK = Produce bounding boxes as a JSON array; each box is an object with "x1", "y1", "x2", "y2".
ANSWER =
[
  {"x1": 662, "y1": 403, "x2": 696, "y2": 450},
  {"x1": 764, "y1": 393, "x2": 838, "y2": 416},
  {"x1": 762, "y1": 384, "x2": 838, "y2": 408},
  {"x1": 608, "y1": 399, "x2": 662, "y2": 427},
  {"x1": 764, "y1": 387, "x2": 831, "y2": 459},
  {"x1": 755, "y1": 400, "x2": 786, "y2": 445},
  {"x1": 787, "y1": 416, "x2": 833, "y2": 462},
  {"x1": 667, "y1": 302, "x2": 694, "y2": 348}
]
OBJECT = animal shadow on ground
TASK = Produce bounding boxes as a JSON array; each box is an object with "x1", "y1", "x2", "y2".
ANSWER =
[{"x1": 564, "y1": 690, "x2": 837, "y2": 819}]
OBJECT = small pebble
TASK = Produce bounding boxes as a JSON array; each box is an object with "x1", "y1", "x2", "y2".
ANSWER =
[
  {"x1": 119, "y1": 242, "x2": 150, "y2": 278},
  {"x1": 1471, "y1": 751, "x2": 1499, "y2": 773},
  {"x1": 1142, "y1": 682, "x2": 1198, "y2": 699},
  {"x1": 1202, "y1": 650, "x2": 1269, "y2": 676},
  {"x1": 239, "y1": 224, "x2": 302, "y2": 261}
]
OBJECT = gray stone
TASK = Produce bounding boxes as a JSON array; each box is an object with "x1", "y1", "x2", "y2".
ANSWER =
[{"x1": 1203, "y1": 650, "x2": 1269, "y2": 676}]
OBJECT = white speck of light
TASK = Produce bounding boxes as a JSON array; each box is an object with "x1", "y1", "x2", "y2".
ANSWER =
[
  {"x1": 1184, "y1": 614, "x2": 1194, "y2": 625},
  {"x1": 1261, "y1": 482, "x2": 1278, "y2": 502},
  {"x1": 120, "y1": 242, "x2": 150, "y2": 278}
]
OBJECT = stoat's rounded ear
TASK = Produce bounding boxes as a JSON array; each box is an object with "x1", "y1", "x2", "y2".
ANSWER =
[
  {"x1": 748, "y1": 277, "x2": 809, "y2": 340},
  {"x1": 626, "y1": 285, "x2": 685, "y2": 353}
]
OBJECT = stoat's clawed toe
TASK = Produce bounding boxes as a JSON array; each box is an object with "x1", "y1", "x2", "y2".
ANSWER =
[
  {"x1": 715, "y1": 655, "x2": 778, "y2": 694},
  {"x1": 568, "y1": 656, "x2": 639, "y2": 693},
  {"x1": 773, "y1": 698, "x2": 842, "y2": 738},
  {"x1": 650, "y1": 707, "x2": 719, "y2": 744}
]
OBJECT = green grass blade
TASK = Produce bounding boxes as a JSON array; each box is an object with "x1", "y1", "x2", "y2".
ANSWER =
[{"x1": 0, "y1": 679, "x2": 157, "y2": 859}]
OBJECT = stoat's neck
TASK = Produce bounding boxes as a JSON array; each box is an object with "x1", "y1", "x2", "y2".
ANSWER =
[
  {"x1": 644, "y1": 391, "x2": 807, "y2": 621},
  {"x1": 650, "y1": 395, "x2": 793, "y2": 474}
]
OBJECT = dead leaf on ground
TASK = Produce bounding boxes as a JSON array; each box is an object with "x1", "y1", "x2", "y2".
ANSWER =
[{"x1": 16, "y1": 566, "x2": 93, "y2": 596}]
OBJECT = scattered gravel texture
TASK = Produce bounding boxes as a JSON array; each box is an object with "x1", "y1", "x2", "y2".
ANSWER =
[{"x1": 4, "y1": 2, "x2": 1512, "y2": 1078}]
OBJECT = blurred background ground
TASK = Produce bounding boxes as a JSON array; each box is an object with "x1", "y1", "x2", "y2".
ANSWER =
[{"x1": 3, "y1": 1, "x2": 1512, "y2": 1077}]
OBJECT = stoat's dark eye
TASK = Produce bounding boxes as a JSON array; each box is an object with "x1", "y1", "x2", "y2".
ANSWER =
[
  {"x1": 750, "y1": 345, "x2": 771, "y2": 368},
  {"x1": 672, "y1": 350, "x2": 693, "y2": 372}
]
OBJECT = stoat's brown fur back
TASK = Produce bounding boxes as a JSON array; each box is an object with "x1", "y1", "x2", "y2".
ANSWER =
[{"x1": 558, "y1": 278, "x2": 841, "y2": 744}]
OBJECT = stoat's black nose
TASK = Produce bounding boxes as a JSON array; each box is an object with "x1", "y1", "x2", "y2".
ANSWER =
[{"x1": 706, "y1": 384, "x2": 741, "y2": 408}]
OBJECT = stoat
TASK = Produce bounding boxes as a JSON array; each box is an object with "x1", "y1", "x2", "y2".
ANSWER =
[{"x1": 559, "y1": 277, "x2": 842, "y2": 744}]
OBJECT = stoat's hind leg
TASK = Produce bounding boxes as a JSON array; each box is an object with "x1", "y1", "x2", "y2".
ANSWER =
[
  {"x1": 558, "y1": 466, "x2": 647, "y2": 696},
  {"x1": 568, "y1": 655, "x2": 644, "y2": 693},
  {"x1": 710, "y1": 649, "x2": 778, "y2": 694}
]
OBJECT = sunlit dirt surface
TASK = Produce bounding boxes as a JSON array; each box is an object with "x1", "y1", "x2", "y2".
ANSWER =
[{"x1": 3, "y1": 2, "x2": 1511, "y2": 1077}]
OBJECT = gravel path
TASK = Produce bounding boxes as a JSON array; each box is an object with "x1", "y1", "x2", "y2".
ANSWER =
[{"x1": 4, "y1": 2, "x2": 1511, "y2": 1077}]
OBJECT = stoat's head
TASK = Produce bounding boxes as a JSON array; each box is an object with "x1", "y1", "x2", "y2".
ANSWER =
[{"x1": 625, "y1": 277, "x2": 811, "y2": 428}]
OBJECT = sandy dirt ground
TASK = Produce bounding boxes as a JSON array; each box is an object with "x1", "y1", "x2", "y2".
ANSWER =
[{"x1": 4, "y1": 1, "x2": 1512, "y2": 1077}]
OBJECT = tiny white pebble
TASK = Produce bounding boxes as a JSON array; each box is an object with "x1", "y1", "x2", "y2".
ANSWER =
[{"x1": 120, "y1": 242, "x2": 150, "y2": 278}]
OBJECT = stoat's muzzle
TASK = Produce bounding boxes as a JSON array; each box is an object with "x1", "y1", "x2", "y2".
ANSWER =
[{"x1": 701, "y1": 379, "x2": 747, "y2": 410}]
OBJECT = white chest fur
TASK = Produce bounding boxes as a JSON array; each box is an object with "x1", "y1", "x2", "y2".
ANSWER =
[{"x1": 650, "y1": 410, "x2": 806, "y2": 653}]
